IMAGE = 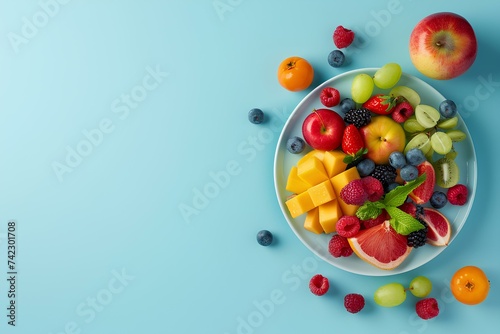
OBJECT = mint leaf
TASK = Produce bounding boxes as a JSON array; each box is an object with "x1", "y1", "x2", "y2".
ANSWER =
[
  {"x1": 356, "y1": 201, "x2": 386, "y2": 220},
  {"x1": 385, "y1": 206, "x2": 425, "y2": 235},
  {"x1": 383, "y1": 173, "x2": 427, "y2": 208}
]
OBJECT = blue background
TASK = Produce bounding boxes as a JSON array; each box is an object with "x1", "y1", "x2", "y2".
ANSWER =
[{"x1": 0, "y1": 1, "x2": 498, "y2": 333}]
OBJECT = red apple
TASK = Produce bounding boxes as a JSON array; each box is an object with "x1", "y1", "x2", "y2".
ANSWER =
[
  {"x1": 359, "y1": 116, "x2": 406, "y2": 165},
  {"x1": 409, "y1": 12, "x2": 477, "y2": 80},
  {"x1": 302, "y1": 109, "x2": 345, "y2": 151}
]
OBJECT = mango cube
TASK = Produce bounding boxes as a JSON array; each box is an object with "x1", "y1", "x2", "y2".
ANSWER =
[
  {"x1": 297, "y1": 156, "x2": 328, "y2": 185},
  {"x1": 297, "y1": 150, "x2": 325, "y2": 166},
  {"x1": 322, "y1": 150, "x2": 348, "y2": 177},
  {"x1": 286, "y1": 166, "x2": 313, "y2": 194},
  {"x1": 318, "y1": 199, "x2": 343, "y2": 234},
  {"x1": 330, "y1": 167, "x2": 361, "y2": 216},
  {"x1": 285, "y1": 192, "x2": 315, "y2": 218},
  {"x1": 303, "y1": 207, "x2": 323, "y2": 234},
  {"x1": 307, "y1": 180, "x2": 336, "y2": 207}
]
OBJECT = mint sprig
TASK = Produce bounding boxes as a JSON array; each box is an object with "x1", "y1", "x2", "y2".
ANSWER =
[{"x1": 355, "y1": 174, "x2": 427, "y2": 235}]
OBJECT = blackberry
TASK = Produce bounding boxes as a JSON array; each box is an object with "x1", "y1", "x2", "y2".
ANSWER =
[
  {"x1": 370, "y1": 165, "x2": 397, "y2": 189},
  {"x1": 407, "y1": 220, "x2": 428, "y2": 248},
  {"x1": 344, "y1": 108, "x2": 371, "y2": 128}
]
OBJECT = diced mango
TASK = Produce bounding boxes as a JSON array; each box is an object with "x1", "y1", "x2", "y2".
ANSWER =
[
  {"x1": 318, "y1": 199, "x2": 343, "y2": 234},
  {"x1": 307, "y1": 180, "x2": 336, "y2": 207},
  {"x1": 297, "y1": 150, "x2": 325, "y2": 166},
  {"x1": 285, "y1": 192, "x2": 315, "y2": 218},
  {"x1": 303, "y1": 207, "x2": 323, "y2": 234},
  {"x1": 286, "y1": 166, "x2": 313, "y2": 194},
  {"x1": 322, "y1": 150, "x2": 348, "y2": 177},
  {"x1": 330, "y1": 167, "x2": 361, "y2": 216},
  {"x1": 297, "y1": 156, "x2": 328, "y2": 185}
]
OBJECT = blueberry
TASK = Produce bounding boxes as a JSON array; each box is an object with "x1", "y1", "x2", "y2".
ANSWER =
[
  {"x1": 328, "y1": 50, "x2": 345, "y2": 67},
  {"x1": 286, "y1": 136, "x2": 306, "y2": 154},
  {"x1": 405, "y1": 148, "x2": 426, "y2": 166},
  {"x1": 430, "y1": 191, "x2": 447, "y2": 208},
  {"x1": 356, "y1": 158, "x2": 375, "y2": 177},
  {"x1": 389, "y1": 151, "x2": 407, "y2": 169},
  {"x1": 340, "y1": 98, "x2": 356, "y2": 113},
  {"x1": 439, "y1": 99, "x2": 457, "y2": 118},
  {"x1": 256, "y1": 230, "x2": 273, "y2": 246},
  {"x1": 248, "y1": 108, "x2": 264, "y2": 124},
  {"x1": 400, "y1": 164, "x2": 419, "y2": 182},
  {"x1": 386, "y1": 182, "x2": 400, "y2": 192}
]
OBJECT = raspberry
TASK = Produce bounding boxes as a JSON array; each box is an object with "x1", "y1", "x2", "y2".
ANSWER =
[
  {"x1": 344, "y1": 293, "x2": 365, "y2": 313},
  {"x1": 309, "y1": 274, "x2": 330, "y2": 296},
  {"x1": 328, "y1": 234, "x2": 353, "y2": 258},
  {"x1": 336, "y1": 216, "x2": 361, "y2": 238},
  {"x1": 333, "y1": 25, "x2": 355, "y2": 48},
  {"x1": 340, "y1": 179, "x2": 367, "y2": 205},
  {"x1": 320, "y1": 87, "x2": 341, "y2": 107},
  {"x1": 361, "y1": 210, "x2": 388, "y2": 229},
  {"x1": 361, "y1": 176, "x2": 384, "y2": 202},
  {"x1": 447, "y1": 184, "x2": 468, "y2": 205},
  {"x1": 416, "y1": 298, "x2": 439, "y2": 320}
]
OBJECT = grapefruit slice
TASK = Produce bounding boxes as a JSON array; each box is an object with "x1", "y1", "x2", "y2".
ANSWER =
[
  {"x1": 420, "y1": 208, "x2": 451, "y2": 246},
  {"x1": 408, "y1": 161, "x2": 435, "y2": 204},
  {"x1": 348, "y1": 220, "x2": 412, "y2": 270}
]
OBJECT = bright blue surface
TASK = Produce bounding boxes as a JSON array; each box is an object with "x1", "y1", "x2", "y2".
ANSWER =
[{"x1": 0, "y1": 1, "x2": 498, "y2": 333}]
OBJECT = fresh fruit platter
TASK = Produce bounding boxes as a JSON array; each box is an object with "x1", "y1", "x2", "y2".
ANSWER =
[{"x1": 274, "y1": 67, "x2": 477, "y2": 276}]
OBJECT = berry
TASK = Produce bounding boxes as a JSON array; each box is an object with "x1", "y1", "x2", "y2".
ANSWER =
[
  {"x1": 430, "y1": 191, "x2": 447, "y2": 209},
  {"x1": 416, "y1": 298, "x2": 439, "y2": 320},
  {"x1": 248, "y1": 108, "x2": 264, "y2": 124},
  {"x1": 439, "y1": 99, "x2": 457, "y2": 118},
  {"x1": 361, "y1": 210, "x2": 388, "y2": 229},
  {"x1": 327, "y1": 50, "x2": 345, "y2": 67},
  {"x1": 333, "y1": 25, "x2": 355, "y2": 48},
  {"x1": 356, "y1": 158, "x2": 375, "y2": 177},
  {"x1": 340, "y1": 179, "x2": 368, "y2": 205},
  {"x1": 370, "y1": 165, "x2": 397, "y2": 189},
  {"x1": 405, "y1": 148, "x2": 426, "y2": 166},
  {"x1": 389, "y1": 151, "x2": 406, "y2": 169},
  {"x1": 309, "y1": 274, "x2": 330, "y2": 296},
  {"x1": 320, "y1": 87, "x2": 341, "y2": 107},
  {"x1": 256, "y1": 230, "x2": 273, "y2": 246},
  {"x1": 447, "y1": 184, "x2": 468, "y2": 205},
  {"x1": 344, "y1": 108, "x2": 371, "y2": 128},
  {"x1": 328, "y1": 234, "x2": 353, "y2": 257},
  {"x1": 342, "y1": 125, "x2": 367, "y2": 164},
  {"x1": 340, "y1": 98, "x2": 356, "y2": 114},
  {"x1": 361, "y1": 176, "x2": 384, "y2": 202},
  {"x1": 391, "y1": 101, "x2": 414, "y2": 123},
  {"x1": 407, "y1": 223, "x2": 428, "y2": 248},
  {"x1": 336, "y1": 215, "x2": 361, "y2": 238},
  {"x1": 286, "y1": 136, "x2": 306, "y2": 154},
  {"x1": 344, "y1": 293, "x2": 365, "y2": 313},
  {"x1": 400, "y1": 164, "x2": 419, "y2": 182}
]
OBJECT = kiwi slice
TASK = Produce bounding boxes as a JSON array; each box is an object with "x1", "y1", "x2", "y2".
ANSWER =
[{"x1": 433, "y1": 157, "x2": 459, "y2": 188}]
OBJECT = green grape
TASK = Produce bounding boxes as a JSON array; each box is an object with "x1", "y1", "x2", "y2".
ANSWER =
[
  {"x1": 374, "y1": 283, "x2": 407, "y2": 307},
  {"x1": 373, "y1": 63, "x2": 402, "y2": 89},
  {"x1": 430, "y1": 132, "x2": 453, "y2": 155},
  {"x1": 446, "y1": 129, "x2": 467, "y2": 142},
  {"x1": 437, "y1": 116, "x2": 459, "y2": 130},
  {"x1": 404, "y1": 133, "x2": 431, "y2": 155},
  {"x1": 409, "y1": 276, "x2": 433, "y2": 298},
  {"x1": 389, "y1": 85, "x2": 421, "y2": 107},
  {"x1": 403, "y1": 116, "x2": 426, "y2": 133},
  {"x1": 415, "y1": 105, "x2": 441, "y2": 128},
  {"x1": 351, "y1": 73, "x2": 374, "y2": 104},
  {"x1": 445, "y1": 150, "x2": 458, "y2": 160}
]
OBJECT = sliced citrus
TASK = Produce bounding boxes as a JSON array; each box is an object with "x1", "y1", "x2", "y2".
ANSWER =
[
  {"x1": 348, "y1": 220, "x2": 412, "y2": 270},
  {"x1": 421, "y1": 208, "x2": 451, "y2": 246}
]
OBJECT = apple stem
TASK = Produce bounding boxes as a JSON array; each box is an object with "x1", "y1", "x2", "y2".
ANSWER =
[{"x1": 313, "y1": 109, "x2": 327, "y2": 132}]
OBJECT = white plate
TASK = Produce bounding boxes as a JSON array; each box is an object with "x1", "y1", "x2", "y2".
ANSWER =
[{"x1": 274, "y1": 68, "x2": 477, "y2": 276}]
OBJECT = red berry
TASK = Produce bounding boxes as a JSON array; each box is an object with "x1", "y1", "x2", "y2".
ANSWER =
[
  {"x1": 391, "y1": 101, "x2": 414, "y2": 123},
  {"x1": 309, "y1": 274, "x2": 330, "y2": 296},
  {"x1": 416, "y1": 298, "x2": 439, "y2": 320},
  {"x1": 320, "y1": 87, "x2": 341, "y2": 107},
  {"x1": 361, "y1": 209, "x2": 388, "y2": 229},
  {"x1": 328, "y1": 234, "x2": 353, "y2": 258},
  {"x1": 344, "y1": 293, "x2": 365, "y2": 313},
  {"x1": 361, "y1": 176, "x2": 384, "y2": 202},
  {"x1": 336, "y1": 215, "x2": 361, "y2": 238},
  {"x1": 340, "y1": 179, "x2": 368, "y2": 205},
  {"x1": 333, "y1": 26, "x2": 355, "y2": 48},
  {"x1": 447, "y1": 184, "x2": 468, "y2": 205},
  {"x1": 342, "y1": 125, "x2": 366, "y2": 156}
]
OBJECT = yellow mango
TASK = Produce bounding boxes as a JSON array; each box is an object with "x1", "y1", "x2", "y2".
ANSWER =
[
  {"x1": 285, "y1": 192, "x2": 315, "y2": 218},
  {"x1": 330, "y1": 167, "x2": 361, "y2": 216},
  {"x1": 303, "y1": 207, "x2": 323, "y2": 234},
  {"x1": 322, "y1": 150, "x2": 348, "y2": 177},
  {"x1": 297, "y1": 150, "x2": 325, "y2": 166},
  {"x1": 286, "y1": 166, "x2": 313, "y2": 194},
  {"x1": 297, "y1": 155, "x2": 328, "y2": 185},
  {"x1": 307, "y1": 180, "x2": 336, "y2": 207},
  {"x1": 318, "y1": 199, "x2": 343, "y2": 234}
]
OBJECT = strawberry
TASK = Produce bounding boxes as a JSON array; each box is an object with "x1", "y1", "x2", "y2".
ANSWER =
[
  {"x1": 333, "y1": 26, "x2": 355, "y2": 48},
  {"x1": 342, "y1": 124, "x2": 367, "y2": 164},
  {"x1": 362, "y1": 94, "x2": 399, "y2": 115}
]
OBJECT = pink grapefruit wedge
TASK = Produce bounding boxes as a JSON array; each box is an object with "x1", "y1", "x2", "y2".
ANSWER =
[{"x1": 420, "y1": 207, "x2": 451, "y2": 246}]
